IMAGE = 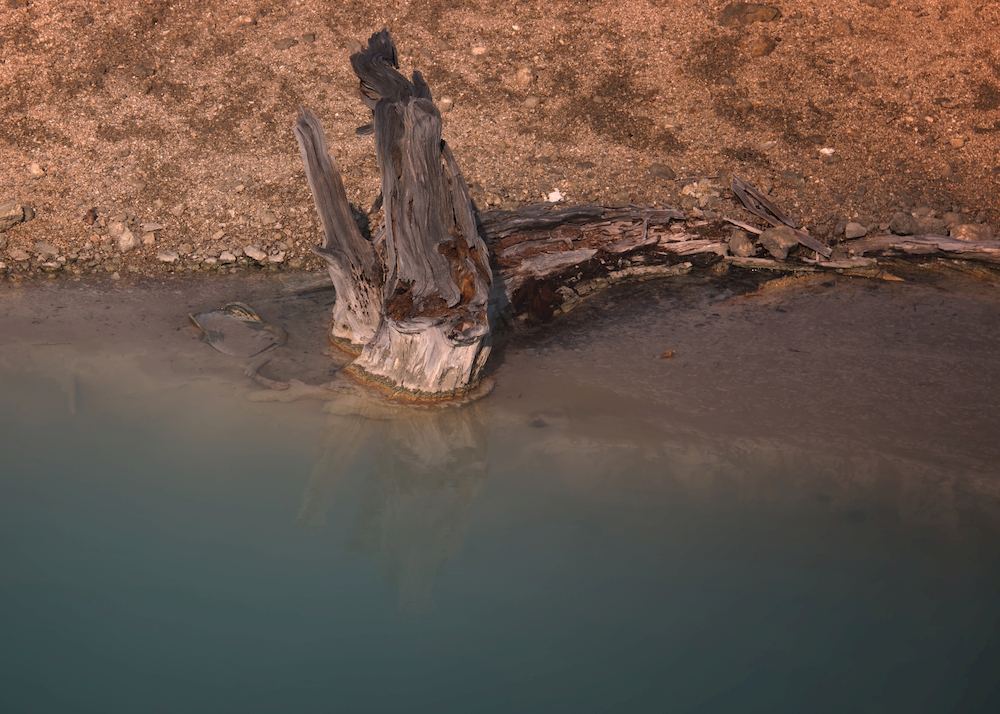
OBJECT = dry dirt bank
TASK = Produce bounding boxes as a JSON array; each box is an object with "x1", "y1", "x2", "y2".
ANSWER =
[{"x1": 1, "y1": 0, "x2": 999, "y2": 281}]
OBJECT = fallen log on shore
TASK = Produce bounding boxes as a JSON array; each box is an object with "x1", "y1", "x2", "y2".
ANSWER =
[{"x1": 295, "y1": 30, "x2": 1000, "y2": 401}]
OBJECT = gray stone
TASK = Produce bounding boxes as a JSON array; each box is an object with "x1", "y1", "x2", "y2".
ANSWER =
[
  {"x1": 261, "y1": 211, "x2": 277, "y2": 226},
  {"x1": 759, "y1": 225, "x2": 799, "y2": 260},
  {"x1": 118, "y1": 229, "x2": 139, "y2": 253},
  {"x1": 727, "y1": 229, "x2": 757, "y2": 257},
  {"x1": 274, "y1": 38, "x2": 299, "y2": 50},
  {"x1": 108, "y1": 220, "x2": 127, "y2": 239},
  {"x1": 750, "y1": 36, "x2": 777, "y2": 57},
  {"x1": 169, "y1": 203, "x2": 186, "y2": 217},
  {"x1": 23, "y1": 206, "x2": 34, "y2": 221},
  {"x1": 438, "y1": 96, "x2": 454, "y2": 112},
  {"x1": 9, "y1": 248, "x2": 30, "y2": 262},
  {"x1": 779, "y1": 170, "x2": 806, "y2": 188},
  {"x1": 950, "y1": 224, "x2": 994, "y2": 242},
  {"x1": 178, "y1": 242, "x2": 194, "y2": 255},
  {"x1": 268, "y1": 251, "x2": 286, "y2": 264},
  {"x1": 844, "y1": 222, "x2": 868, "y2": 239},
  {"x1": 888, "y1": 212, "x2": 916, "y2": 236},
  {"x1": 914, "y1": 216, "x2": 947, "y2": 235},
  {"x1": 219, "y1": 251, "x2": 236, "y2": 263},
  {"x1": 34, "y1": 241, "x2": 58, "y2": 259},
  {"x1": 156, "y1": 250, "x2": 179, "y2": 263},
  {"x1": 0, "y1": 200, "x2": 24, "y2": 232},
  {"x1": 141, "y1": 232, "x2": 156, "y2": 246},
  {"x1": 649, "y1": 163, "x2": 676, "y2": 180},
  {"x1": 141, "y1": 222, "x2": 164, "y2": 232},
  {"x1": 831, "y1": 17, "x2": 853, "y2": 36},
  {"x1": 942, "y1": 212, "x2": 963, "y2": 228}
]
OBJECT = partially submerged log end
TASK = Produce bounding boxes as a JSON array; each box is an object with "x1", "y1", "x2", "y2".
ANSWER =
[{"x1": 343, "y1": 362, "x2": 496, "y2": 405}]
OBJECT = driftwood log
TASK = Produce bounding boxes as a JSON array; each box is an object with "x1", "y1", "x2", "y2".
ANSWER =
[{"x1": 295, "y1": 30, "x2": 1000, "y2": 400}]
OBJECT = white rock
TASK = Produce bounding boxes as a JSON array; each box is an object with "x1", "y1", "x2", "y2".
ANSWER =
[
  {"x1": 28, "y1": 162, "x2": 45, "y2": 179},
  {"x1": 268, "y1": 251, "x2": 286, "y2": 263},
  {"x1": 156, "y1": 250, "x2": 179, "y2": 263},
  {"x1": 950, "y1": 223, "x2": 994, "y2": 242},
  {"x1": 108, "y1": 221, "x2": 126, "y2": 239},
  {"x1": 118, "y1": 229, "x2": 139, "y2": 253},
  {"x1": 244, "y1": 244, "x2": 267, "y2": 261},
  {"x1": 471, "y1": 44, "x2": 487, "y2": 56},
  {"x1": 514, "y1": 67, "x2": 535, "y2": 86},
  {"x1": 438, "y1": 96, "x2": 454, "y2": 112},
  {"x1": 547, "y1": 189, "x2": 564, "y2": 203},
  {"x1": 219, "y1": 251, "x2": 236, "y2": 263}
]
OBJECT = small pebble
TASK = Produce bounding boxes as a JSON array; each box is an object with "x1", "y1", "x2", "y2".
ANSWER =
[
  {"x1": 831, "y1": 18, "x2": 853, "y2": 36},
  {"x1": 438, "y1": 96, "x2": 454, "y2": 112},
  {"x1": 244, "y1": 244, "x2": 267, "y2": 262},
  {"x1": 28, "y1": 162, "x2": 45, "y2": 179},
  {"x1": 523, "y1": 96, "x2": 540, "y2": 110},
  {"x1": 274, "y1": 38, "x2": 299, "y2": 51},
  {"x1": 649, "y1": 163, "x2": 676, "y2": 180},
  {"x1": 513, "y1": 67, "x2": 535, "y2": 86},
  {"x1": 0, "y1": 200, "x2": 25, "y2": 231},
  {"x1": 844, "y1": 222, "x2": 868, "y2": 239},
  {"x1": 118, "y1": 230, "x2": 139, "y2": 253},
  {"x1": 750, "y1": 36, "x2": 777, "y2": 57},
  {"x1": 34, "y1": 240, "x2": 58, "y2": 259},
  {"x1": 471, "y1": 44, "x2": 487, "y2": 56},
  {"x1": 727, "y1": 229, "x2": 757, "y2": 257},
  {"x1": 949, "y1": 137, "x2": 966, "y2": 149},
  {"x1": 759, "y1": 225, "x2": 799, "y2": 260}
]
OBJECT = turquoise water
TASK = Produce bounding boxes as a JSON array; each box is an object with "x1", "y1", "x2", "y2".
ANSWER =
[{"x1": 2, "y1": 275, "x2": 999, "y2": 712}]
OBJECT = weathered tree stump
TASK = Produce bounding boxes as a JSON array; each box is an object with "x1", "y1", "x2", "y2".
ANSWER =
[{"x1": 296, "y1": 31, "x2": 492, "y2": 399}]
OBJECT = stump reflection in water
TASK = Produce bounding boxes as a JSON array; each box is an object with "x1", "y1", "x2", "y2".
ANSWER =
[{"x1": 296, "y1": 398, "x2": 492, "y2": 612}]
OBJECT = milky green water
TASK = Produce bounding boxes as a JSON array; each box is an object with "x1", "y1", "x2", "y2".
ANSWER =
[{"x1": 1, "y1": 273, "x2": 999, "y2": 713}]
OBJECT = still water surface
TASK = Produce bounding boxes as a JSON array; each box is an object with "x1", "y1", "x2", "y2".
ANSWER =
[{"x1": 2, "y1": 273, "x2": 999, "y2": 712}]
